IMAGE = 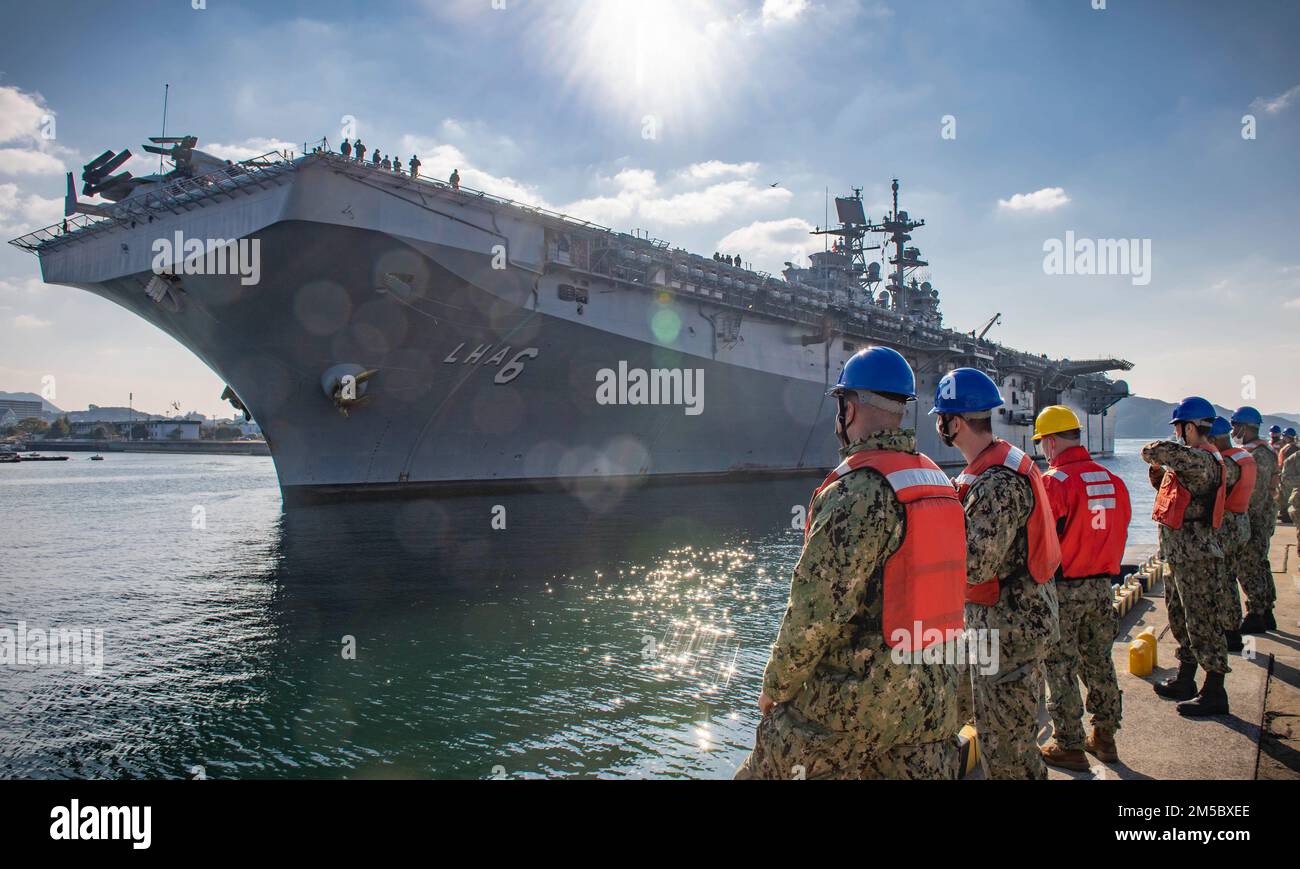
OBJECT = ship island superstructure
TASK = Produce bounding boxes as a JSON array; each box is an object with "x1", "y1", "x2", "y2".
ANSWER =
[{"x1": 10, "y1": 138, "x2": 1130, "y2": 503}]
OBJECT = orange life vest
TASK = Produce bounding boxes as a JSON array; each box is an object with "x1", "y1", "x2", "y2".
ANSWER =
[
  {"x1": 1151, "y1": 441, "x2": 1225, "y2": 529},
  {"x1": 954, "y1": 440, "x2": 1062, "y2": 606},
  {"x1": 806, "y1": 450, "x2": 967, "y2": 651},
  {"x1": 1043, "y1": 446, "x2": 1132, "y2": 579},
  {"x1": 1220, "y1": 445, "x2": 1257, "y2": 514}
]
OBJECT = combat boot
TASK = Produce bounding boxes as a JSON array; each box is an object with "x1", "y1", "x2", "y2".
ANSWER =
[
  {"x1": 1264, "y1": 609, "x2": 1277, "y2": 631},
  {"x1": 1153, "y1": 660, "x2": 1197, "y2": 700},
  {"x1": 1040, "y1": 740, "x2": 1090, "y2": 772},
  {"x1": 1177, "y1": 672, "x2": 1229, "y2": 717},
  {"x1": 1239, "y1": 612, "x2": 1268, "y2": 634},
  {"x1": 1225, "y1": 630, "x2": 1243, "y2": 652},
  {"x1": 1085, "y1": 727, "x2": 1119, "y2": 763}
]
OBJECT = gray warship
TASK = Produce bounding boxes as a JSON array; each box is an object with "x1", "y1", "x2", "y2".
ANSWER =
[{"x1": 11, "y1": 137, "x2": 1131, "y2": 504}]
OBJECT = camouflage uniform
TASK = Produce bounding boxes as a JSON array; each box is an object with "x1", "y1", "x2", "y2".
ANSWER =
[
  {"x1": 1044, "y1": 578, "x2": 1120, "y2": 750},
  {"x1": 1142, "y1": 440, "x2": 1230, "y2": 675},
  {"x1": 1279, "y1": 444, "x2": 1298, "y2": 522},
  {"x1": 736, "y1": 428, "x2": 959, "y2": 780},
  {"x1": 1240, "y1": 442, "x2": 1278, "y2": 618},
  {"x1": 1284, "y1": 451, "x2": 1300, "y2": 546},
  {"x1": 1217, "y1": 455, "x2": 1247, "y2": 633},
  {"x1": 959, "y1": 462, "x2": 1059, "y2": 781}
]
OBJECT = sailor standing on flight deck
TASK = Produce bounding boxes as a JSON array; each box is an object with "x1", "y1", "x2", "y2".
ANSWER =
[
  {"x1": 1144, "y1": 397, "x2": 1231, "y2": 716},
  {"x1": 1230, "y1": 407, "x2": 1278, "y2": 634},
  {"x1": 934, "y1": 368, "x2": 1061, "y2": 780},
  {"x1": 736, "y1": 347, "x2": 967, "y2": 780},
  {"x1": 1034, "y1": 405, "x2": 1130, "y2": 771}
]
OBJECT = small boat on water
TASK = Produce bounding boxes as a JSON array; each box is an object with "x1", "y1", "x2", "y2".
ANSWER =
[
  {"x1": 89, "y1": 454, "x2": 104, "y2": 461},
  {"x1": 14, "y1": 453, "x2": 71, "y2": 462}
]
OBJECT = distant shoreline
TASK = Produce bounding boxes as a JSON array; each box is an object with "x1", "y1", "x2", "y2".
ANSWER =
[{"x1": 28, "y1": 439, "x2": 270, "y2": 457}]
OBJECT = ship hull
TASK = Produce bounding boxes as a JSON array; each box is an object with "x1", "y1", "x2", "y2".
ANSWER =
[{"x1": 28, "y1": 156, "x2": 1119, "y2": 504}]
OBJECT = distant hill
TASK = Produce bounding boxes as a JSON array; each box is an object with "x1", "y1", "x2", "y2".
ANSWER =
[
  {"x1": 1112, "y1": 396, "x2": 1296, "y2": 438},
  {"x1": 0, "y1": 391, "x2": 62, "y2": 414},
  {"x1": 65, "y1": 405, "x2": 168, "y2": 423}
]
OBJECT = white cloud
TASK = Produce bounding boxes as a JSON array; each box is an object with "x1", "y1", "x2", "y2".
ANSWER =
[
  {"x1": 0, "y1": 86, "x2": 53, "y2": 144},
  {"x1": 0, "y1": 147, "x2": 65, "y2": 175},
  {"x1": 680, "y1": 160, "x2": 759, "y2": 181},
  {"x1": 762, "y1": 0, "x2": 809, "y2": 26},
  {"x1": 1251, "y1": 84, "x2": 1300, "y2": 115},
  {"x1": 12, "y1": 314, "x2": 52, "y2": 329},
  {"x1": 0, "y1": 85, "x2": 74, "y2": 180},
  {"x1": 0, "y1": 182, "x2": 64, "y2": 234},
  {"x1": 997, "y1": 186, "x2": 1070, "y2": 213},
  {"x1": 1284, "y1": 298, "x2": 1300, "y2": 310},
  {"x1": 0, "y1": 275, "x2": 47, "y2": 298},
  {"x1": 716, "y1": 217, "x2": 819, "y2": 273},
  {"x1": 202, "y1": 138, "x2": 298, "y2": 162},
  {"x1": 638, "y1": 180, "x2": 791, "y2": 226}
]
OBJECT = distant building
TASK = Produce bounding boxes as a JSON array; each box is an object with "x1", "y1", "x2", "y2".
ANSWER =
[
  {"x1": 143, "y1": 419, "x2": 201, "y2": 440},
  {"x1": 69, "y1": 417, "x2": 203, "y2": 440},
  {"x1": 0, "y1": 408, "x2": 19, "y2": 428},
  {"x1": 0, "y1": 398, "x2": 42, "y2": 419}
]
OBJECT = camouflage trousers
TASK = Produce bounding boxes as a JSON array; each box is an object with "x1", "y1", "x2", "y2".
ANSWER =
[
  {"x1": 734, "y1": 704, "x2": 958, "y2": 780},
  {"x1": 1239, "y1": 512, "x2": 1277, "y2": 617},
  {"x1": 958, "y1": 606, "x2": 1049, "y2": 781},
  {"x1": 1291, "y1": 490, "x2": 1300, "y2": 548},
  {"x1": 1218, "y1": 514, "x2": 1249, "y2": 632},
  {"x1": 1166, "y1": 558, "x2": 1231, "y2": 674},
  {"x1": 1044, "y1": 578, "x2": 1122, "y2": 750}
]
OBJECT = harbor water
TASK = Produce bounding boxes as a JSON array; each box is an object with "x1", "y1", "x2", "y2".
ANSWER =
[{"x1": 0, "y1": 438, "x2": 1158, "y2": 779}]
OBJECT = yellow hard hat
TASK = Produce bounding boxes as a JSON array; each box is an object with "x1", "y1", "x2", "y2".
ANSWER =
[{"x1": 1033, "y1": 405, "x2": 1081, "y2": 441}]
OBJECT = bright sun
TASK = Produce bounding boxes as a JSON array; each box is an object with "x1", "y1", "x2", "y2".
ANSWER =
[{"x1": 544, "y1": 0, "x2": 739, "y2": 130}]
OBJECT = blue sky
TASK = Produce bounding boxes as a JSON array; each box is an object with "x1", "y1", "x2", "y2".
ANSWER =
[{"x1": 1, "y1": 0, "x2": 1297, "y2": 418}]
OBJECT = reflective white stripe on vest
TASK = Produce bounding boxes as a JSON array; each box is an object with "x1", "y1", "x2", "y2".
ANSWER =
[
  {"x1": 831, "y1": 459, "x2": 854, "y2": 479},
  {"x1": 1080, "y1": 470, "x2": 1110, "y2": 483},
  {"x1": 1229, "y1": 452, "x2": 1253, "y2": 464},
  {"x1": 955, "y1": 473, "x2": 978, "y2": 487},
  {"x1": 885, "y1": 467, "x2": 954, "y2": 492},
  {"x1": 1088, "y1": 498, "x2": 1117, "y2": 511},
  {"x1": 1046, "y1": 469, "x2": 1068, "y2": 481},
  {"x1": 1004, "y1": 446, "x2": 1027, "y2": 470},
  {"x1": 1086, "y1": 483, "x2": 1116, "y2": 496}
]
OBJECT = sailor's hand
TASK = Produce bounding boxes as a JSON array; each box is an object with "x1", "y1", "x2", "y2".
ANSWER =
[
  {"x1": 1148, "y1": 465, "x2": 1164, "y2": 489},
  {"x1": 758, "y1": 691, "x2": 775, "y2": 715}
]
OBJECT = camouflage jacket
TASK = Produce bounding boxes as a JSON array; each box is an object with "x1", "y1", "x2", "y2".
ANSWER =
[
  {"x1": 1142, "y1": 439, "x2": 1227, "y2": 562},
  {"x1": 961, "y1": 459, "x2": 1059, "y2": 652},
  {"x1": 1283, "y1": 450, "x2": 1300, "y2": 494},
  {"x1": 761, "y1": 428, "x2": 958, "y2": 749},
  {"x1": 1248, "y1": 442, "x2": 1278, "y2": 520}
]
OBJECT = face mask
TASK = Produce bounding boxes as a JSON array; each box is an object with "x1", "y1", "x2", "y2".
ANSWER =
[
  {"x1": 835, "y1": 395, "x2": 851, "y2": 448},
  {"x1": 938, "y1": 415, "x2": 957, "y2": 448}
]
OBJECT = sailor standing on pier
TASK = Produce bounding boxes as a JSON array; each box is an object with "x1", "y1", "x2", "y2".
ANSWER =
[
  {"x1": 934, "y1": 368, "x2": 1061, "y2": 780},
  {"x1": 1034, "y1": 405, "x2": 1130, "y2": 772},
  {"x1": 1145, "y1": 397, "x2": 1231, "y2": 716},
  {"x1": 1280, "y1": 428, "x2": 1299, "y2": 525},
  {"x1": 1231, "y1": 407, "x2": 1278, "y2": 635},
  {"x1": 1282, "y1": 446, "x2": 1300, "y2": 551},
  {"x1": 736, "y1": 348, "x2": 967, "y2": 780},
  {"x1": 1210, "y1": 416, "x2": 1251, "y2": 650}
]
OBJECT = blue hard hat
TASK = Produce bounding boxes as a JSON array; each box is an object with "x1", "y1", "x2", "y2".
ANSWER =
[
  {"x1": 929, "y1": 367, "x2": 1004, "y2": 414},
  {"x1": 1209, "y1": 417, "x2": 1232, "y2": 438},
  {"x1": 829, "y1": 346, "x2": 916, "y2": 400},
  {"x1": 1230, "y1": 406, "x2": 1263, "y2": 426},
  {"x1": 1169, "y1": 396, "x2": 1216, "y2": 424},
  {"x1": 1287, "y1": 427, "x2": 1298, "y2": 438},
  {"x1": 1270, "y1": 425, "x2": 1282, "y2": 434}
]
